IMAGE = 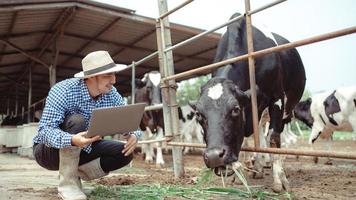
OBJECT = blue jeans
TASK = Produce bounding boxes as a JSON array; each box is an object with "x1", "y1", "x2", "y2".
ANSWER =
[{"x1": 33, "y1": 114, "x2": 133, "y2": 172}]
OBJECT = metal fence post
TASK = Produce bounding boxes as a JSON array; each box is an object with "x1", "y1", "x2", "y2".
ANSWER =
[{"x1": 156, "y1": 0, "x2": 184, "y2": 178}]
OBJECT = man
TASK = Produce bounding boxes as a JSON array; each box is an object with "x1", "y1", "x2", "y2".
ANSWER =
[{"x1": 32, "y1": 50, "x2": 142, "y2": 200}]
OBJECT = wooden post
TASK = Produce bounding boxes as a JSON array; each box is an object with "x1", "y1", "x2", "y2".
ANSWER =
[
  {"x1": 27, "y1": 66, "x2": 32, "y2": 122},
  {"x1": 156, "y1": 0, "x2": 184, "y2": 178},
  {"x1": 245, "y1": 0, "x2": 260, "y2": 148}
]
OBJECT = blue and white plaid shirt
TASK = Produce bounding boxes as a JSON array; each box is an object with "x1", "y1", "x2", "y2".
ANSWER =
[{"x1": 33, "y1": 78, "x2": 142, "y2": 153}]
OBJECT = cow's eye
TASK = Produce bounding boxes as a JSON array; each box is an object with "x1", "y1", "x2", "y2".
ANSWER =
[{"x1": 231, "y1": 105, "x2": 240, "y2": 117}]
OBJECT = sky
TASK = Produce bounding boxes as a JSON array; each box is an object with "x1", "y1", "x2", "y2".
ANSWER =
[{"x1": 94, "y1": 0, "x2": 356, "y2": 93}]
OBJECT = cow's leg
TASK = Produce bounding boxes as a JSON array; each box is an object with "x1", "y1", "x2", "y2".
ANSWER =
[
  {"x1": 269, "y1": 101, "x2": 289, "y2": 192},
  {"x1": 324, "y1": 135, "x2": 333, "y2": 165},
  {"x1": 142, "y1": 128, "x2": 154, "y2": 164},
  {"x1": 241, "y1": 139, "x2": 254, "y2": 170},
  {"x1": 155, "y1": 127, "x2": 165, "y2": 167},
  {"x1": 271, "y1": 154, "x2": 289, "y2": 192},
  {"x1": 253, "y1": 123, "x2": 270, "y2": 179},
  {"x1": 182, "y1": 122, "x2": 193, "y2": 154}
]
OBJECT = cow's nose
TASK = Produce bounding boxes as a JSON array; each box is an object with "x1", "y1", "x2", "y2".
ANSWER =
[{"x1": 203, "y1": 148, "x2": 226, "y2": 168}]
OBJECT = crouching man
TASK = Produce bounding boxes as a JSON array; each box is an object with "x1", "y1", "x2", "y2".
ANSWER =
[{"x1": 32, "y1": 50, "x2": 142, "y2": 200}]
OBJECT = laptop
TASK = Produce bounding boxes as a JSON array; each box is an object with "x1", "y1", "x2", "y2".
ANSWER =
[{"x1": 86, "y1": 103, "x2": 146, "y2": 137}]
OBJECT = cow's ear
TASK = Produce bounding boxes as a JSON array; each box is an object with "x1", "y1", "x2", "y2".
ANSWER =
[
  {"x1": 188, "y1": 101, "x2": 197, "y2": 111},
  {"x1": 135, "y1": 78, "x2": 146, "y2": 88}
]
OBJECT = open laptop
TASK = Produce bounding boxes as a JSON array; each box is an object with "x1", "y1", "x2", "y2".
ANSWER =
[{"x1": 86, "y1": 103, "x2": 146, "y2": 137}]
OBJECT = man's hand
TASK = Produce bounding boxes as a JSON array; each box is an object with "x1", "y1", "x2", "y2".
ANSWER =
[
  {"x1": 122, "y1": 134, "x2": 138, "y2": 156},
  {"x1": 71, "y1": 131, "x2": 101, "y2": 148}
]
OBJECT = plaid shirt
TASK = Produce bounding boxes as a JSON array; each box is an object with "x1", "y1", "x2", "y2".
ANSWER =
[{"x1": 33, "y1": 78, "x2": 142, "y2": 153}]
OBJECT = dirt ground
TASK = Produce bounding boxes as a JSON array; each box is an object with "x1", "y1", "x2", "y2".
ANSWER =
[{"x1": 1, "y1": 138, "x2": 356, "y2": 200}]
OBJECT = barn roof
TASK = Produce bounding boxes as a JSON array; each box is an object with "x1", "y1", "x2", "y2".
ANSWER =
[{"x1": 0, "y1": 0, "x2": 221, "y2": 114}]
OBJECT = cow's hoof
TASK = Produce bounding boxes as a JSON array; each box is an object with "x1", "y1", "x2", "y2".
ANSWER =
[
  {"x1": 272, "y1": 182, "x2": 290, "y2": 193},
  {"x1": 252, "y1": 171, "x2": 264, "y2": 179},
  {"x1": 156, "y1": 163, "x2": 165, "y2": 168},
  {"x1": 272, "y1": 183, "x2": 283, "y2": 193},
  {"x1": 145, "y1": 159, "x2": 154, "y2": 164},
  {"x1": 313, "y1": 156, "x2": 319, "y2": 164},
  {"x1": 263, "y1": 162, "x2": 272, "y2": 169}
]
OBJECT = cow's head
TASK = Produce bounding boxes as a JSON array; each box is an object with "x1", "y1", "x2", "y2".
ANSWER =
[
  {"x1": 293, "y1": 98, "x2": 314, "y2": 128},
  {"x1": 135, "y1": 71, "x2": 162, "y2": 105},
  {"x1": 191, "y1": 77, "x2": 250, "y2": 173}
]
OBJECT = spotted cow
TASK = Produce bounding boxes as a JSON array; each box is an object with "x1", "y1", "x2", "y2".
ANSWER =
[
  {"x1": 135, "y1": 71, "x2": 165, "y2": 166},
  {"x1": 293, "y1": 86, "x2": 356, "y2": 163},
  {"x1": 191, "y1": 13, "x2": 306, "y2": 192}
]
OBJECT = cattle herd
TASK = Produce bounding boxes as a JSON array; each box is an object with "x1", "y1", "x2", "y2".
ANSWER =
[
  {"x1": 130, "y1": 12, "x2": 356, "y2": 193},
  {"x1": 1, "y1": 12, "x2": 355, "y2": 194}
]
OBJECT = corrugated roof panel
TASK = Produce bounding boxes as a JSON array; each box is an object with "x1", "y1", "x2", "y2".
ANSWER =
[
  {"x1": 0, "y1": 12, "x2": 13, "y2": 34},
  {"x1": 195, "y1": 48, "x2": 217, "y2": 59},
  {"x1": 131, "y1": 32, "x2": 157, "y2": 50},
  {"x1": 101, "y1": 18, "x2": 154, "y2": 45},
  {"x1": 57, "y1": 34, "x2": 87, "y2": 53},
  {"x1": 63, "y1": 56, "x2": 82, "y2": 70},
  {"x1": 1, "y1": 55, "x2": 28, "y2": 66},
  {"x1": 66, "y1": 8, "x2": 116, "y2": 38},
  {"x1": 81, "y1": 40, "x2": 118, "y2": 56},
  {"x1": 7, "y1": 33, "x2": 43, "y2": 51},
  {"x1": 12, "y1": 9, "x2": 62, "y2": 33},
  {"x1": 173, "y1": 36, "x2": 218, "y2": 56},
  {"x1": 114, "y1": 48, "x2": 154, "y2": 65}
]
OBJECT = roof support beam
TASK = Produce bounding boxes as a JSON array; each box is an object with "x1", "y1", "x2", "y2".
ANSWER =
[
  {"x1": 61, "y1": 17, "x2": 122, "y2": 66},
  {"x1": 65, "y1": 32, "x2": 211, "y2": 63},
  {"x1": 0, "y1": 71, "x2": 25, "y2": 88},
  {"x1": 15, "y1": 7, "x2": 76, "y2": 84},
  {"x1": 0, "y1": 39, "x2": 50, "y2": 69},
  {"x1": 0, "y1": 11, "x2": 18, "y2": 63},
  {"x1": 0, "y1": 61, "x2": 28, "y2": 68}
]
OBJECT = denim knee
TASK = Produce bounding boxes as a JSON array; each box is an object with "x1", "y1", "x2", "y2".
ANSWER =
[{"x1": 60, "y1": 114, "x2": 86, "y2": 134}]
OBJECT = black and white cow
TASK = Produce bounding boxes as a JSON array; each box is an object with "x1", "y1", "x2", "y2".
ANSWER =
[
  {"x1": 135, "y1": 71, "x2": 165, "y2": 166},
  {"x1": 294, "y1": 86, "x2": 356, "y2": 144},
  {"x1": 191, "y1": 13, "x2": 306, "y2": 192},
  {"x1": 178, "y1": 104, "x2": 204, "y2": 154}
]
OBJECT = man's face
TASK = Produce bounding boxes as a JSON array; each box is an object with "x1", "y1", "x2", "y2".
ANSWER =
[{"x1": 95, "y1": 72, "x2": 116, "y2": 94}]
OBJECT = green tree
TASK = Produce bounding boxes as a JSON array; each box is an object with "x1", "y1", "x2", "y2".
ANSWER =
[{"x1": 176, "y1": 75, "x2": 211, "y2": 106}]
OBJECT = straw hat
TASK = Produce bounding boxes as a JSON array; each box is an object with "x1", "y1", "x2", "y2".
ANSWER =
[{"x1": 74, "y1": 50, "x2": 127, "y2": 78}]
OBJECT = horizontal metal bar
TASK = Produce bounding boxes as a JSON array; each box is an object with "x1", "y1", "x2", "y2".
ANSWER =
[
  {"x1": 159, "y1": 0, "x2": 194, "y2": 19},
  {"x1": 162, "y1": 26, "x2": 356, "y2": 82},
  {"x1": 115, "y1": 138, "x2": 166, "y2": 144},
  {"x1": 125, "y1": 51, "x2": 159, "y2": 70},
  {"x1": 163, "y1": 0, "x2": 286, "y2": 53},
  {"x1": 247, "y1": 0, "x2": 286, "y2": 16},
  {"x1": 167, "y1": 142, "x2": 356, "y2": 160},
  {"x1": 145, "y1": 104, "x2": 163, "y2": 111}
]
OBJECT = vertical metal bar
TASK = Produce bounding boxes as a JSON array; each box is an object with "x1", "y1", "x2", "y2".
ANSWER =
[
  {"x1": 156, "y1": 0, "x2": 184, "y2": 178},
  {"x1": 245, "y1": 0, "x2": 259, "y2": 148},
  {"x1": 156, "y1": 21, "x2": 171, "y2": 137},
  {"x1": 27, "y1": 66, "x2": 32, "y2": 122},
  {"x1": 15, "y1": 86, "x2": 18, "y2": 117},
  {"x1": 22, "y1": 106, "x2": 24, "y2": 121},
  {"x1": 6, "y1": 98, "x2": 10, "y2": 116},
  {"x1": 131, "y1": 61, "x2": 136, "y2": 104}
]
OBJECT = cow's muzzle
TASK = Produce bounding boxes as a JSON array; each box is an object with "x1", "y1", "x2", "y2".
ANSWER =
[{"x1": 203, "y1": 147, "x2": 228, "y2": 168}]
